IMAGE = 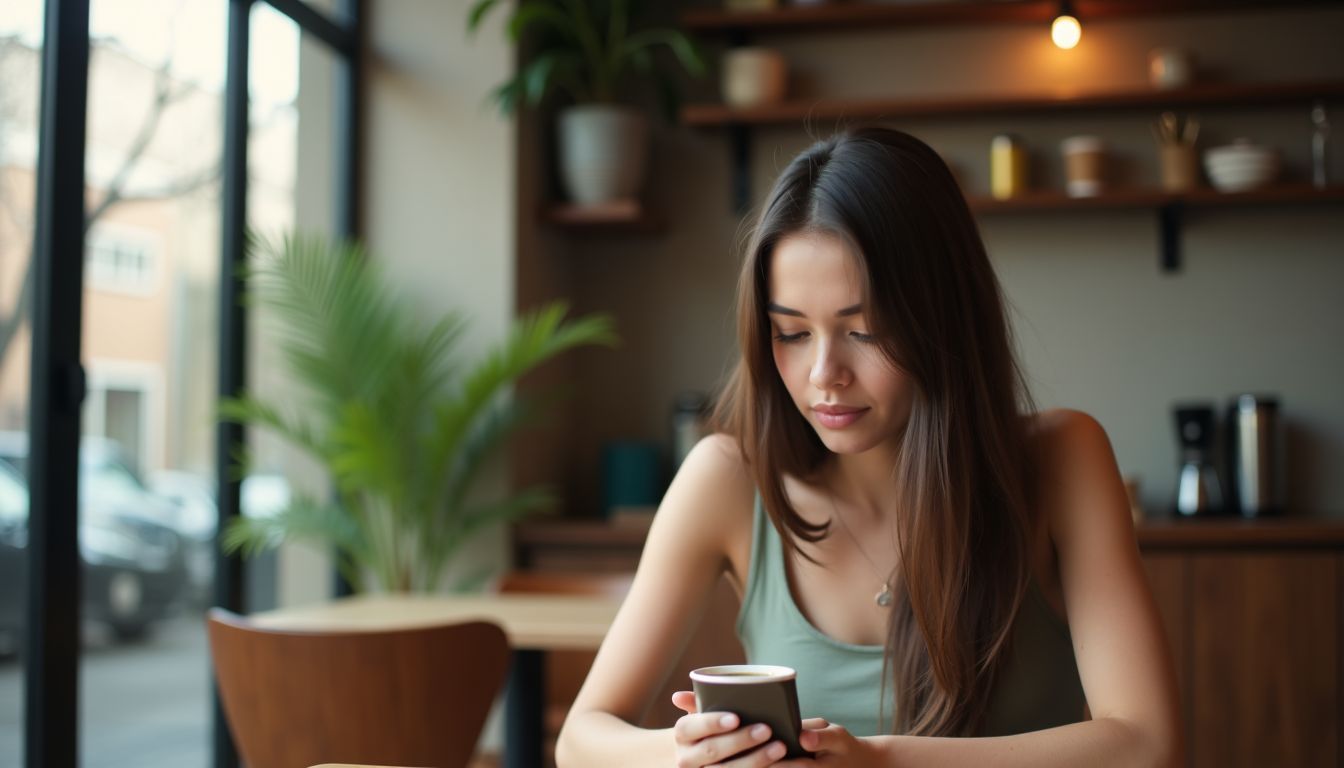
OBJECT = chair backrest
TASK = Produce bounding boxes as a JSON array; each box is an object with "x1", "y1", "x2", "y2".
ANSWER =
[{"x1": 207, "y1": 608, "x2": 511, "y2": 768}]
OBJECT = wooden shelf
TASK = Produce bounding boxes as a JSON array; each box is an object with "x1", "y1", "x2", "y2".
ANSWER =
[
  {"x1": 543, "y1": 200, "x2": 662, "y2": 235},
  {"x1": 683, "y1": 0, "x2": 1337, "y2": 34},
  {"x1": 682, "y1": 80, "x2": 1344, "y2": 128},
  {"x1": 1138, "y1": 516, "x2": 1344, "y2": 549},
  {"x1": 968, "y1": 184, "x2": 1344, "y2": 213}
]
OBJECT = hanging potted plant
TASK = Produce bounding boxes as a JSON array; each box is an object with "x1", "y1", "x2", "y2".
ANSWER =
[
  {"x1": 467, "y1": 0, "x2": 706, "y2": 207},
  {"x1": 218, "y1": 233, "x2": 617, "y2": 592}
]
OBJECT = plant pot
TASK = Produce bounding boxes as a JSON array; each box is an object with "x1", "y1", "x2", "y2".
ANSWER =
[{"x1": 557, "y1": 105, "x2": 647, "y2": 206}]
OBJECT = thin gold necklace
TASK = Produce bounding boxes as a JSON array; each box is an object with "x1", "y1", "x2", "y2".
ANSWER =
[{"x1": 828, "y1": 494, "x2": 895, "y2": 608}]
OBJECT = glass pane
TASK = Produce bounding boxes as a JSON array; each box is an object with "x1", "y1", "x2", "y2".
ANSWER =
[
  {"x1": 79, "y1": 1, "x2": 226, "y2": 765},
  {"x1": 244, "y1": 3, "x2": 341, "y2": 613},
  {"x1": 0, "y1": 1, "x2": 45, "y2": 762}
]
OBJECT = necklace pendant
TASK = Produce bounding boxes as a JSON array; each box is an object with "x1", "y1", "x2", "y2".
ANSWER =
[{"x1": 875, "y1": 582, "x2": 893, "y2": 608}]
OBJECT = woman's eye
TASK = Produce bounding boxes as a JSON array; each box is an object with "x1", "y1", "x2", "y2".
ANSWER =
[
  {"x1": 773, "y1": 331, "x2": 808, "y2": 344},
  {"x1": 850, "y1": 331, "x2": 875, "y2": 343}
]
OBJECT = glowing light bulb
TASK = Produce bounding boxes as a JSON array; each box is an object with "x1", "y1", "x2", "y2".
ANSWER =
[{"x1": 1052, "y1": 13, "x2": 1081, "y2": 49}]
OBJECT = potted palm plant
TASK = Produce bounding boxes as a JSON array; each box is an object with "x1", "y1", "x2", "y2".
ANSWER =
[
  {"x1": 219, "y1": 233, "x2": 617, "y2": 592},
  {"x1": 467, "y1": 0, "x2": 706, "y2": 207}
]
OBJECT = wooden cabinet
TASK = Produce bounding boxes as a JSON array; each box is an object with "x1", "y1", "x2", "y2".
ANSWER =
[
  {"x1": 1137, "y1": 522, "x2": 1344, "y2": 768},
  {"x1": 518, "y1": 517, "x2": 1344, "y2": 764}
]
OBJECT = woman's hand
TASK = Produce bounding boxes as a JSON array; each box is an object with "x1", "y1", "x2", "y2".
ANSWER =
[
  {"x1": 671, "y1": 690, "x2": 789, "y2": 767},
  {"x1": 775, "y1": 722, "x2": 882, "y2": 767}
]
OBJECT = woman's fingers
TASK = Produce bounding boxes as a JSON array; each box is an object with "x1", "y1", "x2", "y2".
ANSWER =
[
  {"x1": 800, "y1": 717, "x2": 829, "y2": 730},
  {"x1": 798, "y1": 723, "x2": 848, "y2": 753},
  {"x1": 671, "y1": 689, "x2": 698, "y2": 714},
  {"x1": 696, "y1": 725, "x2": 780, "y2": 767},
  {"x1": 673, "y1": 713, "x2": 785, "y2": 768},
  {"x1": 722, "y1": 738, "x2": 788, "y2": 767},
  {"x1": 675, "y1": 711, "x2": 739, "y2": 744}
]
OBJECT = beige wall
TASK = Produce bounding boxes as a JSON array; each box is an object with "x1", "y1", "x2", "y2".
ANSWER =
[
  {"x1": 365, "y1": 0, "x2": 517, "y2": 584},
  {"x1": 548, "y1": 6, "x2": 1344, "y2": 518}
]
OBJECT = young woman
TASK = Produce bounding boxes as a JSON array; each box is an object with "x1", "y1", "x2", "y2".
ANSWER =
[{"x1": 555, "y1": 127, "x2": 1181, "y2": 767}]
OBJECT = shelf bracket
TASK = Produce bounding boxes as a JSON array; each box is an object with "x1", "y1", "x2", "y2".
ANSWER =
[
  {"x1": 1159, "y1": 203, "x2": 1182, "y2": 273},
  {"x1": 730, "y1": 125, "x2": 751, "y2": 215}
]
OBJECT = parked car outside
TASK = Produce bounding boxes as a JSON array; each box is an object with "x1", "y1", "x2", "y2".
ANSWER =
[
  {"x1": 146, "y1": 469, "x2": 217, "y2": 606},
  {"x1": 0, "y1": 432, "x2": 189, "y2": 648}
]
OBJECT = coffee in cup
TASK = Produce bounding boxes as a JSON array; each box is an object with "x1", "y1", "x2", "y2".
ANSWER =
[{"x1": 690, "y1": 664, "x2": 808, "y2": 758}]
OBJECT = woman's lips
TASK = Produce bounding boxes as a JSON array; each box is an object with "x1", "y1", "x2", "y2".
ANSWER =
[{"x1": 812, "y1": 404, "x2": 868, "y2": 429}]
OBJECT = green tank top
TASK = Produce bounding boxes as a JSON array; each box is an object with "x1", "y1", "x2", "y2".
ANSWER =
[{"x1": 736, "y1": 495, "x2": 1086, "y2": 737}]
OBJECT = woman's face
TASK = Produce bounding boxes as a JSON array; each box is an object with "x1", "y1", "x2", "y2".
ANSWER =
[{"x1": 768, "y1": 231, "x2": 915, "y2": 457}]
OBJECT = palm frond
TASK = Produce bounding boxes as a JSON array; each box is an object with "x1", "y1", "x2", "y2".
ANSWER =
[
  {"x1": 245, "y1": 232, "x2": 407, "y2": 410},
  {"x1": 426, "y1": 305, "x2": 615, "y2": 487},
  {"x1": 217, "y1": 395, "x2": 326, "y2": 463},
  {"x1": 222, "y1": 232, "x2": 616, "y2": 593},
  {"x1": 221, "y1": 495, "x2": 366, "y2": 562}
]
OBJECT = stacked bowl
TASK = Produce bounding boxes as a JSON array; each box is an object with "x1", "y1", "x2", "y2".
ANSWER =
[{"x1": 1204, "y1": 140, "x2": 1279, "y2": 192}]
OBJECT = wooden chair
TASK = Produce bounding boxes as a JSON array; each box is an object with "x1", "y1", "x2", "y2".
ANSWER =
[
  {"x1": 496, "y1": 570, "x2": 744, "y2": 737},
  {"x1": 208, "y1": 608, "x2": 511, "y2": 768}
]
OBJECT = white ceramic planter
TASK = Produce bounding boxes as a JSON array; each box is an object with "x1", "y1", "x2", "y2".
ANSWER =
[{"x1": 557, "y1": 105, "x2": 647, "y2": 206}]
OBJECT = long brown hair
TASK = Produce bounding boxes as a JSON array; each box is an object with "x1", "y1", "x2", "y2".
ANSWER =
[{"x1": 714, "y1": 127, "x2": 1037, "y2": 736}]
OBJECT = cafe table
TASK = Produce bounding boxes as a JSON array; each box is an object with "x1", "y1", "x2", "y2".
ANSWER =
[{"x1": 253, "y1": 592, "x2": 622, "y2": 768}]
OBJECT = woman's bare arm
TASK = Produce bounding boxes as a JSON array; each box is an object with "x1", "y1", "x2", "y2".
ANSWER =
[{"x1": 556, "y1": 434, "x2": 759, "y2": 768}]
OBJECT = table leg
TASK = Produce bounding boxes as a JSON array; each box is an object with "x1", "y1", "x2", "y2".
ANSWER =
[{"x1": 505, "y1": 648, "x2": 545, "y2": 768}]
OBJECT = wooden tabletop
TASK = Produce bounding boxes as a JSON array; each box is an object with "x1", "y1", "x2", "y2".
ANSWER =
[{"x1": 250, "y1": 593, "x2": 621, "y2": 651}]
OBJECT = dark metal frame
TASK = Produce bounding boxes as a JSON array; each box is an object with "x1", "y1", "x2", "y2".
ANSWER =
[
  {"x1": 15, "y1": 0, "x2": 360, "y2": 766},
  {"x1": 24, "y1": 1, "x2": 91, "y2": 766},
  {"x1": 213, "y1": 0, "x2": 363, "y2": 765}
]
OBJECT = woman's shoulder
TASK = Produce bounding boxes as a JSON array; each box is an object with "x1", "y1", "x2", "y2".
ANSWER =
[
  {"x1": 677, "y1": 433, "x2": 763, "y2": 497},
  {"x1": 658, "y1": 433, "x2": 757, "y2": 525},
  {"x1": 642, "y1": 433, "x2": 758, "y2": 577},
  {"x1": 1025, "y1": 407, "x2": 1112, "y2": 459},
  {"x1": 1024, "y1": 408, "x2": 1125, "y2": 528}
]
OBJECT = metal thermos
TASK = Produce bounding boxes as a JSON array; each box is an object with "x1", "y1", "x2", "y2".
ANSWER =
[
  {"x1": 671, "y1": 392, "x2": 711, "y2": 471},
  {"x1": 1225, "y1": 394, "x2": 1281, "y2": 517},
  {"x1": 1174, "y1": 404, "x2": 1223, "y2": 516}
]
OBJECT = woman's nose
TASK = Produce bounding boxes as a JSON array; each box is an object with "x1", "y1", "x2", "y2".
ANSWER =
[{"x1": 809, "y1": 339, "x2": 851, "y2": 390}]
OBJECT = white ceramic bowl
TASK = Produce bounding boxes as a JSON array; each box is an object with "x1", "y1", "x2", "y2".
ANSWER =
[{"x1": 1204, "y1": 141, "x2": 1279, "y2": 192}]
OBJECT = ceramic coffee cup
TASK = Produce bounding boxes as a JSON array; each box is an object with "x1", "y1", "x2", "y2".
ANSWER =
[{"x1": 690, "y1": 665, "x2": 808, "y2": 758}]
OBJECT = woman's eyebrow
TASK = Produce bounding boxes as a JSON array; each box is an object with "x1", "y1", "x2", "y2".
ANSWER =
[{"x1": 766, "y1": 302, "x2": 863, "y2": 318}]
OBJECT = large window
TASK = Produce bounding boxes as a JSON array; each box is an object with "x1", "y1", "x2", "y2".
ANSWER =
[
  {"x1": 244, "y1": 1, "x2": 338, "y2": 613},
  {"x1": 9, "y1": 1, "x2": 360, "y2": 764},
  {"x1": 75, "y1": 1, "x2": 227, "y2": 764}
]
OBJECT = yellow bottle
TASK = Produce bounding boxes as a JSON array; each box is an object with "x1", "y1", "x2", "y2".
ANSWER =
[{"x1": 990, "y1": 134, "x2": 1028, "y2": 199}]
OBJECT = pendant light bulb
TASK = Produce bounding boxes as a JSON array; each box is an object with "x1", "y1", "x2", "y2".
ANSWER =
[{"x1": 1051, "y1": 1, "x2": 1081, "y2": 50}]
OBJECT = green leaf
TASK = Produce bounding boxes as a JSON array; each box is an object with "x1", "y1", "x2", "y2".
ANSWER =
[
  {"x1": 221, "y1": 496, "x2": 366, "y2": 564},
  {"x1": 618, "y1": 29, "x2": 707, "y2": 79},
  {"x1": 467, "y1": 0, "x2": 503, "y2": 36},
  {"x1": 507, "y1": 3, "x2": 576, "y2": 43},
  {"x1": 217, "y1": 395, "x2": 326, "y2": 463}
]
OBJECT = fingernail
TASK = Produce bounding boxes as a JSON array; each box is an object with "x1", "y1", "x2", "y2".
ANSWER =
[
  {"x1": 720, "y1": 714, "x2": 737, "y2": 728},
  {"x1": 768, "y1": 742, "x2": 786, "y2": 759},
  {"x1": 751, "y1": 724, "x2": 770, "y2": 739}
]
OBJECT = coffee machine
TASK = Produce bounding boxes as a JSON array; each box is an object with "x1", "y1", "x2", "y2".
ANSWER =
[{"x1": 1173, "y1": 404, "x2": 1223, "y2": 516}]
